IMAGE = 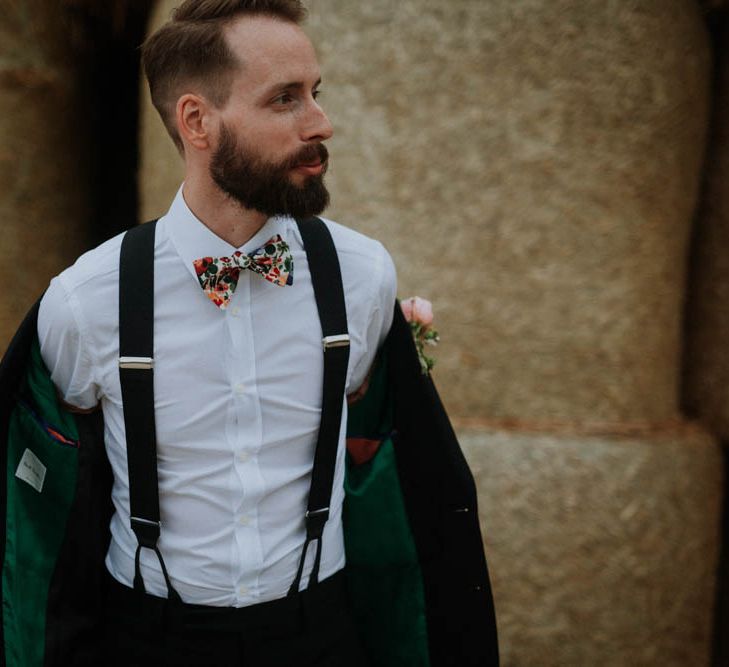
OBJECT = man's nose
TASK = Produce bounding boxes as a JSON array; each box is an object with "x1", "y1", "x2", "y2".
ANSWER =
[{"x1": 302, "y1": 100, "x2": 333, "y2": 142}]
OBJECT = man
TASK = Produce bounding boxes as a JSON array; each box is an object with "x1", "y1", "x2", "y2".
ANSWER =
[
  {"x1": 37, "y1": 1, "x2": 394, "y2": 664},
  {"x1": 1, "y1": 1, "x2": 499, "y2": 665}
]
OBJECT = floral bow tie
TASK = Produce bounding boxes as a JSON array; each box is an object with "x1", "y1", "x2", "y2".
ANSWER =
[{"x1": 193, "y1": 235, "x2": 293, "y2": 309}]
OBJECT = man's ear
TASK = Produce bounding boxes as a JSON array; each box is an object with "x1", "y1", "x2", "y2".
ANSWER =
[{"x1": 176, "y1": 93, "x2": 214, "y2": 151}]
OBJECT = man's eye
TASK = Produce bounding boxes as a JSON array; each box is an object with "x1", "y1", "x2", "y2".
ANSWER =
[
  {"x1": 273, "y1": 93, "x2": 294, "y2": 105},
  {"x1": 312, "y1": 89, "x2": 322, "y2": 100}
]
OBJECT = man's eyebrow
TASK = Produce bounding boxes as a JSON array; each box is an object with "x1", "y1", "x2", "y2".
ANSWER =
[{"x1": 263, "y1": 78, "x2": 322, "y2": 96}]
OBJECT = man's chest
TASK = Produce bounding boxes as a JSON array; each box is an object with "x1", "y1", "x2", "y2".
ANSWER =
[{"x1": 99, "y1": 255, "x2": 328, "y2": 442}]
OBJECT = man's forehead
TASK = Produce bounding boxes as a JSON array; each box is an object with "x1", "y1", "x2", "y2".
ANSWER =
[{"x1": 223, "y1": 15, "x2": 320, "y2": 87}]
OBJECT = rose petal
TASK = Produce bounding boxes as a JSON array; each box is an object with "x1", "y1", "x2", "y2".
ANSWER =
[
  {"x1": 411, "y1": 296, "x2": 434, "y2": 327},
  {"x1": 400, "y1": 298, "x2": 414, "y2": 321}
]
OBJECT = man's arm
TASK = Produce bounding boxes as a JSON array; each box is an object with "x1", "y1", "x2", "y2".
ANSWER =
[
  {"x1": 37, "y1": 277, "x2": 101, "y2": 413},
  {"x1": 346, "y1": 242, "x2": 397, "y2": 402}
]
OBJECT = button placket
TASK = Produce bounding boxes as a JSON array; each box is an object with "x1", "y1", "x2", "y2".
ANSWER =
[{"x1": 230, "y1": 275, "x2": 266, "y2": 596}]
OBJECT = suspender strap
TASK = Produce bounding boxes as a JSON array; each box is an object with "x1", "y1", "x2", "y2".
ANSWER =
[
  {"x1": 119, "y1": 220, "x2": 180, "y2": 602},
  {"x1": 289, "y1": 217, "x2": 350, "y2": 596}
]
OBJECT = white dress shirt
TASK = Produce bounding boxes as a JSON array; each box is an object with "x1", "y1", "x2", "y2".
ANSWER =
[{"x1": 37, "y1": 187, "x2": 396, "y2": 607}]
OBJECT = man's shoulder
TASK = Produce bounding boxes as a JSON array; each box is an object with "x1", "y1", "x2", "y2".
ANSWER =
[
  {"x1": 39, "y1": 229, "x2": 129, "y2": 332},
  {"x1": 314, "y1": 217, "x2": 397, "y2": 314},
  {"x1": 316, "y1": 216, "x2": 391, "y2": 269},
  {"x1": 52, "y1": 229, "x2": 128, "y2": 294}
]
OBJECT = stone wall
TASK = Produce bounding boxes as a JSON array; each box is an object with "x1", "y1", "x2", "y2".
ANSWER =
[
  {"x1": 305, "y1": 0, "x2": 710, "y2": 425},
  {"x1": 464, "y1": 426, "x2": 721, "y2": 665},
  {"x1": 0, "y1": 1, "x2": 92, "y2": 346}
]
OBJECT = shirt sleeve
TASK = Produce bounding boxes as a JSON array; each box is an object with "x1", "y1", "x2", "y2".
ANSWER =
[
  {"x1": 348, "y1": 243, "x2": 398, "y2": 392},
  {"x1": 37, "y1": 276, "x2": 101, "y2": 410}
]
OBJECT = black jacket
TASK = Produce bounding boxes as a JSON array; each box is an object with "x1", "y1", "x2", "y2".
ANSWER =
[{"x1": 0, "y1": 301, "x2": 498, "y2": 667}]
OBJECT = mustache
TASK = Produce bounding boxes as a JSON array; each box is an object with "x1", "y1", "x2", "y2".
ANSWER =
[{"x1": 286, "y1": 143, "x2": 329, "y2": 169}]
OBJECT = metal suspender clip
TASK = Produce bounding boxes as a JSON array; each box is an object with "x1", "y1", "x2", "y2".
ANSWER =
[
  {"x1": 130, "y1": 516, "x2": 161, "y2": 548},
  {"x1": 131, "y1": 516, "x2": 161, "y2": 528},
  {"x1": 119, "y1": 356, "x2": 154, "y2": 370},
  {"x1": 322, "y1": 334, "x2": 349, "y2": 349},
  {"x1": 305, "y1": 507, "x2": 330, "y2": 539}
]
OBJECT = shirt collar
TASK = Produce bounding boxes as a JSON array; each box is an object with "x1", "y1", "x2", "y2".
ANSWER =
[{"x1": 163, "y1": 185, "x2": 296, "y2": 283}]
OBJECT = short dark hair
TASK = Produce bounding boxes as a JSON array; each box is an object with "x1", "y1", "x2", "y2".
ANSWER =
[{"x1": 141, "y1": 0, "x2": 307, "y2": 151}]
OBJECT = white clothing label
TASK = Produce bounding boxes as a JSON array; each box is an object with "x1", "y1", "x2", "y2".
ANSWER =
[{"x1": 15, "y1": 449, "x2": 47, "y2": 493}]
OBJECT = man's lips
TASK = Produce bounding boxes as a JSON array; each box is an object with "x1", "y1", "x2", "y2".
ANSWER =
[{"x1": 292, "y1": 160, "x2": 326, "y2": 176}]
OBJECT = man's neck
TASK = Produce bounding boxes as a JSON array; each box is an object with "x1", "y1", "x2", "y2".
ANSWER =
[{"x1": 182, "y1": 176, "x2": 268, "y2": 248}]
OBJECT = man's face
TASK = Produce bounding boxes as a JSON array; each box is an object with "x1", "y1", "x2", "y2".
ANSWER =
[
  {"x1": 210, "y1": 120, "x2": 330, "y2": 218},
  {"x1": 209, "y1": 16, "x2": 333, "y2": 218}
]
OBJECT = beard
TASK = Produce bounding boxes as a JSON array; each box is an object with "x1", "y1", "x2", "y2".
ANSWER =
[{"x1": 209, "y1": 123, "x2": 330, "y2": 218}]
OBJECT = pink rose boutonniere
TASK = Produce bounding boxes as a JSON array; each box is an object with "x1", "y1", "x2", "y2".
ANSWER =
[{"x1": 400, "y1": 296, "x2": 440, "y2": 375}]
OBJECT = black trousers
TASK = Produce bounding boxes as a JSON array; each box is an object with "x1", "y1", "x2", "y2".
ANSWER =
[{"x1": 102, "y1": 570, "x2": 369, "y2": 667}]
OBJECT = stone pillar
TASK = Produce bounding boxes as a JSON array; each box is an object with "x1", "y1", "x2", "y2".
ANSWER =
[
  {"x1": 684, "y1": 11, "x2": 729, "y2": 666},
  {"x1": 463, "y1": 426, "x2": 721, "y2": 666},
  {"x1": 307, "y1": 0, "x2": 709, "y2": 425},
  {"x1": 139, "y1": 1, "x2": 722, "y2": 663},
  {"x1": 685, "y1": 14, "x2": 729, "y2": 441},
  {"x1": 139, "y1": 1, "x2": 184, "y2": 221},
  {"x1": 0, "y1": 1, "x2": 92, "y2": 348}
]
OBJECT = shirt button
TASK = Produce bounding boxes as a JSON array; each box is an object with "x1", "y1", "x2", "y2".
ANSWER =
[
  {"x1": 238, "y1": 451, "x2": 250, "y2": 463},
  {"x1": 238, "y1": 514, "x2": 251, "y2": 526},
  {"x1": 230, "y1": 306, "x2": 241, "y2": 317},
  {"x1": 238, "y1": 585, "x2": 248, "y2": 595},
  {"x1": 234, "y1": 383, "x2": 245, "y2": 395}
]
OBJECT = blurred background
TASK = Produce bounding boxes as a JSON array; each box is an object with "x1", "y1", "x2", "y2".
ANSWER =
[{"x1": 2, "y1": 0, "x2": 729, "y2": 664}]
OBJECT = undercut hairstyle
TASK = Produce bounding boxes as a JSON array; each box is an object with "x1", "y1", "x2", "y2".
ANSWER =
[{"x1": 141, "y1": 0, "x2": 307, "y2": 151}]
